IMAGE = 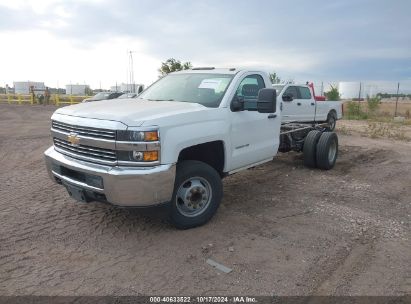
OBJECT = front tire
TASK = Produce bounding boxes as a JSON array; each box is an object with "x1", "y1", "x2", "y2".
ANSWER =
[
  {"x1": 326, "y1": 112, "x2": 337, "y2": 131},
  {"x1": 169, "y1": 160, "x2": 222, "y2": 229}
]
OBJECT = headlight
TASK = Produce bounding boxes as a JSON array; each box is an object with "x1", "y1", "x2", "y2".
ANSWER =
[
  {"x1": 117, "y1": 150, "x2": 159, "y2": 162},
  {"x1": 117, "y1": 130, "x2": 159, "y2": 142},
  {"x1": 116, "y1": 128, "x2": 160, "y2": 164}
]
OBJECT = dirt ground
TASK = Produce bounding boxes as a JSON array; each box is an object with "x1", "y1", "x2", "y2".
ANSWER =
[{"x1": 0, "y1": 104, "x2": 410, "y2": 296}]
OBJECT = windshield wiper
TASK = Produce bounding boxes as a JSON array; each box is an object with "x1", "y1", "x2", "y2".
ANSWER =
[{"x1": 146, "y1": 98, "x2": 174, "y2": 101}]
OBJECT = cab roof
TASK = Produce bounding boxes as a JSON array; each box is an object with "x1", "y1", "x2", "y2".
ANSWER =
[{"x1": 172, "y1": 68, "x2": 239, "y2": 75}]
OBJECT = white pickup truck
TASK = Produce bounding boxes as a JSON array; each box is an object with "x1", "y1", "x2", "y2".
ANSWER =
[
  {"x1": 44, "y1": 68, "x2": 339, "y2": 229},
  {"x1": 273, "y1": 83, "x2": 342, "y2": 130}
]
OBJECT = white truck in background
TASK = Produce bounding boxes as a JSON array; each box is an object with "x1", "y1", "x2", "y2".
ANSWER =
[
  {"x1": 273, "y1": 84, "x2": 342, "y2": 131},
  {"x1": 45, "y1": 68, "x2": 339, "y2": 229}
]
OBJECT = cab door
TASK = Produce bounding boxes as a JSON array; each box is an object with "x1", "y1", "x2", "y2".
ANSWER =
[
  {"x1": 228, "y1": 74, "x2": 281, "y2": 172},
  {"x1": 281, "y1": 86, "x2": 315, "y2": 122},
  {"x1": 281, "y1": 86, "x2": 300, "y2": 122},
  {"x1": 297, "y1": 86, "x2": 316, "y2": 121}
]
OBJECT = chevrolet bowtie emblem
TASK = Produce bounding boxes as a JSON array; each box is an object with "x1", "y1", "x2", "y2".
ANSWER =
[{"x1": 67, "y1": 132, "x2": 80, "y2": 146}]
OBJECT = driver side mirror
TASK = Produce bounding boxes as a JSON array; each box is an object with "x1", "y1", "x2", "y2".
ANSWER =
[
  {"x1": 282, "y1": 93, "x2": 293, "y2": 102},
  {"x1": 257, "y1": 88, "x2": 276, "y2": 113}
]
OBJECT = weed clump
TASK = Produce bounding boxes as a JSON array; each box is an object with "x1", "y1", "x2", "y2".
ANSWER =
[{"x1": 346, "y1": 101, "x2": 368, "y2": 120}]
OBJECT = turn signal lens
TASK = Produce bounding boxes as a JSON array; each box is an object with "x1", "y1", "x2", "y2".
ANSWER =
[
  {"x1": 117, "y1": 130, "x2": 159, "y2": 142},
  {"x1": 143, "y1": 151, "x2": 158, "y2": 161},
  {"x1": 144, "y1": 131, "x2": 159, "y2": 141}
]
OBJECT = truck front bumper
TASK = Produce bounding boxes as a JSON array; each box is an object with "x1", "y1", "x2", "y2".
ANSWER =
[{"x1": 44, "y1": 146, "x2": 176, "y2": 207}]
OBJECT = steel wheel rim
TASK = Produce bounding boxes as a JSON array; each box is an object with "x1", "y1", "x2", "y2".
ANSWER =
[
  {"x1": 329, "y1": 116, "x2": 336, "y2": 129},
  {"x1": 328, "y1": 139, "x2": 337, "y2": 163},
  {"x1": 175, "y1": 176, "x2": 212, "y2": 217}
]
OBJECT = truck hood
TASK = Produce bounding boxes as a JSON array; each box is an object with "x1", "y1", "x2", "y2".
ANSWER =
[{"x1": 55, "y1": 99, "x2": 207, "y2": 126}]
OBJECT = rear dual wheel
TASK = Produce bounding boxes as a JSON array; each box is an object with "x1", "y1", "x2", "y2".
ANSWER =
[
  {"x1": 303, "y1": 131, "x2": 338, "y2": 170},
  {"x1": 303, "y1": 130, "x2": 322, "y2": 168},
  {"x1": 316, "y1": 132, "x2": 338, "y2": 170}
]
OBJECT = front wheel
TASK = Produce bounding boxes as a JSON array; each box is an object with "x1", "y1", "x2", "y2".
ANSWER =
[
  {"x1": 325, "y1": 112, "x2": 337, "y2": 131},
  {"x1": 169, "y1": 160, "x2": 222, "y2": 229}
]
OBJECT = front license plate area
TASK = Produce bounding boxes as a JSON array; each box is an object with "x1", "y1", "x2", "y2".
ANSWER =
[{"x1": 63, "y1": 183, "x2": 90, "y2": 203}]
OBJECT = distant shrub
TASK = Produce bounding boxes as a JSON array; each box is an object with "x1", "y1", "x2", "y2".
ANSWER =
[
  {"x1": 345, "y1": 101, "x2": 368, "y2": 120},
  {"x1": 325, "y1": 85, "x2": 340, "y2": 101},
  {"x1": 367, "y1": 95, "x2": 381, "y2": 117}
]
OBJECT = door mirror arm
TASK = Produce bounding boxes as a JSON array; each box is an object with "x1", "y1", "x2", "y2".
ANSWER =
[
  {"x1": 231, "y1": 96, "x2": 244, "y2": 112},
  {"x1": 282, "y1": 94, "x2": 293, "y2": 102}
]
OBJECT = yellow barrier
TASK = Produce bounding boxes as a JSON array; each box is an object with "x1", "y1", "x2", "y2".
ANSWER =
[
  {"x1": 0, "y1": 94, "x2": 88, "y2": 106},
  {"x1": 0, "y1": 94, "x2": 35, "y2": 104},
  {"x1": 55, "y1": 95, "x2": 87, "y2": 106}
]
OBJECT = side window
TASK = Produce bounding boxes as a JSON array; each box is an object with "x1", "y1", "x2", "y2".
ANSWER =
[
  {"x1": 299, "y1": 87, "x2": 312, "y2": 99},
  {"x1": 235, "y1": 74, "x2": 265, "y2": 110},
  {"x1": 284, "y1": 86, "x2": 299, "y2": 99}
]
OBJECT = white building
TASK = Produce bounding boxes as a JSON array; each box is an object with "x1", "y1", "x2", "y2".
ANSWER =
[
  {"x1": 65, "y1": 84, "x2": 90, "y2": 96},
  {"x1": 14, "y1": 81, "x2": 45, "y2": 94}
]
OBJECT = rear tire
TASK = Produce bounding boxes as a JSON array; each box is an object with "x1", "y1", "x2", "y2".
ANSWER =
[
  {"x1": 169, "y1": 160, "x2": 222, "y2": 229},
  {"x1": 326, "y1": 112, "x2": 337, "y2": 131},
  {"x1": 303, "y1": 130, "x2": 322, "y2": 168},
  {"x1": 316, "y1": 132, "x2": 338, "y2": 170}
]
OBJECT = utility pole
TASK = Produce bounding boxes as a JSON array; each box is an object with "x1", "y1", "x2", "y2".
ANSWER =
[
  {"x1": 358, "y1": 82, "x2": 362, "y2": 103},
  {"x1": 128, "y1": 50, "x2": 136, "y2": 93},
  {"x1": 394, "y1": 82, "x2": 400, "y2": 117}
]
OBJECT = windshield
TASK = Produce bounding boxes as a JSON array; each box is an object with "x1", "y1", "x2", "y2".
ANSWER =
[
  {"x1": 272, "y1": 85, "x2": 285, "y2": 96},
  {"x1": 118, "y1": 93, "x2": 137, "y2": 99},
  {"x1": 92, "y1": 92, "x2": 111, "y2": 100},
  {"x1": 138, "y1": 73, "x2": 234, "y2": 108}
]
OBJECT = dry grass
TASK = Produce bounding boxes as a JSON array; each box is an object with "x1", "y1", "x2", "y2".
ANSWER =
[
  {"x1": 338, "y1": 120, "x2": 411, "y2": 142},
  {"x1": 366, "y1": 122, "x2": 410, "y2": 141},
  {"x1": 343, "y1": 99, "x2": 411, "y2": 119},
  {"x1": 337, "y1": 124, "x2": 352, "y2": 136}
]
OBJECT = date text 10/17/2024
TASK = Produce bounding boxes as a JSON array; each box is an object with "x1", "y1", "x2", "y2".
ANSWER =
[{"x1": 149, "y1": 296, "x2": 257, "y2": 303}]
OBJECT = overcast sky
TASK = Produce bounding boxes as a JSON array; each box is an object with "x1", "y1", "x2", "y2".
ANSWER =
[{"x1": 1, "y1": 0, "x2": 410, "y2": 90}]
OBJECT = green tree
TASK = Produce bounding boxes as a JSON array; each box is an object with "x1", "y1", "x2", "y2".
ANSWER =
[
  {"x1": 269, "y1": 72, "x2": 281, "y2": 84},
  {"x1": 85, "y1": 86, "x2": 93, "y2": 96},
  {"x1": 158, "y1": 58, "x2": 192, "y2": 77},
  {"x1": 324, "y1": 85, "x2": 341, "y2": 101}
]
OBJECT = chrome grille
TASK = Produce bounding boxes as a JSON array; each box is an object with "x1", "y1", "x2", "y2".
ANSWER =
[
  {"x1": 52, "y1": 120, "x2": 116, "y2": 140},
  {"x1": 53, "y1": 138, "x2": 117, "y2": 165}
]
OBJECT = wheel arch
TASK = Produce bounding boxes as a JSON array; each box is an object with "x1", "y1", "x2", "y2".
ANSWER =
[
  {"x1": 177, "y1": 141, "x2": 226, "y2": 177},
  {"x1": 328, "y1": 109, "x2": 337, "y2": 118}
]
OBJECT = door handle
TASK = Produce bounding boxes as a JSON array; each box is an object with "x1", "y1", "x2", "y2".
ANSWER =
[
  {"x1": 268, "y1": 114, "x2": 277, "y2": 119},
  {"x1": 311, "y1": 102, "x2": 315, "y2": 106},
  {"x1": 297, "y1": 102, "x2": 302, "y2": 106}
]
